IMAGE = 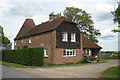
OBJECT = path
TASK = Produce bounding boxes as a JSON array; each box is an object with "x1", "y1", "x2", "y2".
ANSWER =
[{"x1": 16, "y1": 60, "x2": 119, "y2": 78}]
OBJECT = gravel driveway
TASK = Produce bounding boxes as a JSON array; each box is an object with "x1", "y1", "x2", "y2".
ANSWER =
[{"x1": 16, "y1": 60, "x2": 119, "y2": 78}]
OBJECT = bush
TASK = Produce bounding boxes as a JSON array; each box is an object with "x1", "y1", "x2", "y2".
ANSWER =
[
  {"x1": 2, "y1": 47, "x2": 44, "y2": 66},
  {"x1": 22, "y1": 45, "x2": 28, "y2": 49},
  {"x1": 81, "y1": 56, "x2": 93, "y2": 63}
]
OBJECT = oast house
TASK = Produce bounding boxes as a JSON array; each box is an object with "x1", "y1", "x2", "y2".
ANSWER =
[{"x1": 14, "y1": 13, "x2": 102, "y2": 64}]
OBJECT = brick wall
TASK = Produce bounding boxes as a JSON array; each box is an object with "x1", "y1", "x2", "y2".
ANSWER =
[
  {"x1": 15, "y1": 31, "x2": 56, "y2": 63},
  {"x1": 15, "y1": 30, "x2": 84, "y2": 64},
  {"x1": 53, "y1": 48, "x2": 83, "y2": 64}
]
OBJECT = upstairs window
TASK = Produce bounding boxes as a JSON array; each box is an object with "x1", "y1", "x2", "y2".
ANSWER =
[
  {"x1": 44, "y1": 48, "x2": 48, "y2": 57},
  {"x1": 71, "y1": 33, "x2": 76, "y2": 42},
  {"x1": 62, "y1": 32, "x2": 68, "y2": 42},
  {"x1": 29, "y1": 36, "x2": 31, "y2": 43}
]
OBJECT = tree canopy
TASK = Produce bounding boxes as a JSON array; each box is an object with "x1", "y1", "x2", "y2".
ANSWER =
[
  {"x1": 0, "y1": 26, "x2": 10, "y2": 45},
  {"x1": 111, "y1": 4, "x2": 120, "y2": 32},
  {"x1": 56, "y1": 7, "x2": 101, "y2": 43}
]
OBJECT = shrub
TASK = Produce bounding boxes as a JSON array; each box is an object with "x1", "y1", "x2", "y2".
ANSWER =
[
  {"x1": 22, "y1": 45, "x2": 28, "y2": 49},
  {"x1": 81, "y1": 56, "x2": 93, "y2": 63},
  {"x1": 2, "y1": 47, "x2": 44, "y2": 66}
]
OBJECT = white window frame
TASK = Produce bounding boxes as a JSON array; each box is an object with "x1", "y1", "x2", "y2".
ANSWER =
[
  {"x1": 29, "y1": 36, "x2": 31, "y2": 43},
  {"x1": 84, "y1": 49, "x2": 91, "y2": 56},
  {"x1": 21, "y1": 38, "x2": 23, "y2": 42},
  {"x1": 14, "y1": 41, "x2": 16, "y2": 46},
  {"x1": 62, "y1": 32, "x2": 68, "y2": 42},
  {"x1": 71, "y1": 33, "x2": 76, "y2": 42},
  {"x1": 44, "y1": 48, "x2": 48, "y2": 57},
  {"x1": 63, "y1": 49, "x2": 76, "y2": 57}
]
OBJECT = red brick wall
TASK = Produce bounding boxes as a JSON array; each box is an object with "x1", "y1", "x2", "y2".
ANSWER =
[
  {"x1": 53, "y1": 48, "x2": 83, "y2": 64},
  {"x1": 15, "y1": 30, "x2": 84, "y2": 64},
  {"x1": 14, "y1": 31, "x2": 56, "y2": 63}
]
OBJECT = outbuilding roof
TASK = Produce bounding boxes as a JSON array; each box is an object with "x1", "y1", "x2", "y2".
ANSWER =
[{"x1": 82, "y1": 35, "x2": 102, "y2": 49}]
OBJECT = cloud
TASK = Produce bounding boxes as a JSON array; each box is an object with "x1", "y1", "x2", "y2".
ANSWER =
[
  {"x1": 0, "y1": 0, "x2": 118, "y2": 51},
  {"x1": 95, "y1": 12, "x2": 113, "y2": 21},
  {"x1": 3, "y1": 2, "x2": 43, "y2": 17},
  {"x1": 99, "y1": 29, "x2": 117, "y2": 40},
  {"x1": 92, "y1": 3, "x2": 114, "y2": 21},
  {"x1": 68, "y1": 0, "x2": 115, "y2": 22}
]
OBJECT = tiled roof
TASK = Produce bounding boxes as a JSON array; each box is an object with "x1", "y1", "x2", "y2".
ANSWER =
[
  {"x1": 15, "y1": 19, "x2": 35, "y2": 40},
  {"x1": 82, "y1": 35, "x2": 102, "y2": 49},
  {"x1": 15, "y1": 16, "x2": 74, "y2": 39},
  {"x1": 14, "y1": 16, "x2": 102, "y2": 49}
]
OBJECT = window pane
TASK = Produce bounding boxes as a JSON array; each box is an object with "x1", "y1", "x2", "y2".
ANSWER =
[
  {"x1": 44, "y1": 48, "x2": 48, "y2": 57},
  {"x1": 63, "y1": 49, "x2": 66, "y2": 56},
  {"x1": 46, "y1": 49, "x2": 48, "y2": 55},
  {"x1": 71, "y1": 34, "x2": 74, "y2": 40},
  {"x1": 67, "y1": 51, "x2": 69, "y2": 55},
  {"x1": 62, "y1": 33, "x2": 65, "y2": 39},
  {"x1": 62, "y1": 32, "x2": 68, "y2": 41},
  {"x1": 70, "y1": 51, "x2": 72, "y2": 55},
  {"x1": 71, "y1": 33, "x2": 76, "y2": 42},
  {"x1": 73, "y1": 49, "x2": 75, "y2": 55}
]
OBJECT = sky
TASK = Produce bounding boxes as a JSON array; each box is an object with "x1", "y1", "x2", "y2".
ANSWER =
[{"x1": 0, "y1": 0, "x2": 119, "y2": 51}]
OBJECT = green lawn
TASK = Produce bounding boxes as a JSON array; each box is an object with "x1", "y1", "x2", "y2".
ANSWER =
[
  {"x1": 100, "y1": 58, "x2": 119, "y2": 61},
  {"x1": 102, "y1": 66, "x2": 120, "y2": 80},
  {"x1": 1, "y1": 61, "x2": 105, "y2": 68},
  {"x1": 1, "y1": 58, "x2": 118, "y2": 68}
]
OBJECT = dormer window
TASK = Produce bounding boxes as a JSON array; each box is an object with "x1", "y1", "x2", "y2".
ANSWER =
[
  {"x1": 62, "y1": 32, "x2": 68, "y2": 42},
  {"x1": 71, "y1": 33, "x2": 76, "y2": 42},
  {"x1": 29, "y1": 36, "x2": 31, "y2": 43}
]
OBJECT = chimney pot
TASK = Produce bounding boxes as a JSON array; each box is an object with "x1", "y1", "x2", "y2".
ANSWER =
[{"x1": 49, "y1": 12, "x2": 55, "y2": 21}]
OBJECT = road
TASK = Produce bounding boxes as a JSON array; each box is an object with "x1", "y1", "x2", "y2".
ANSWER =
[
  {"x1": 17, "y1": 60, "x2": 119, "y2": 78},
  {"x1": 2, "y1": 65, "x2": 45, "y2": 78},
  {"x1": 1, "y1": 60, "x2": 119, "y2": 78}
]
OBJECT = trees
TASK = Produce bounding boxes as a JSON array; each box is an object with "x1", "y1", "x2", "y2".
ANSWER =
[
  {"x1": 56, "y1": 7, "x2": 101, "y2": 43},
  {"x1": 0, "y1": 26, "x2": 10, "y2": 45},
  {"x1": 111, "y1": 3, "x2": 120, "y2": 32}
]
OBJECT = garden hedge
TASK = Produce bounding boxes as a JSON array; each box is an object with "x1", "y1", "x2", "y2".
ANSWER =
[{"x1": 2, "y1": 47, "x2": 44, "y2": 66}]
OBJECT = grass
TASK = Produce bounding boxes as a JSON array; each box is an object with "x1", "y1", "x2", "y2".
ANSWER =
[
  {"x1": 1, "y1": 61, "x2": 105, "y2": 68},
  {"x1": 1, "y1": 58, "x2": 118, "y2": 68},
  {"x1": 102, "y1": 66, "x2": 120, "y2": 80},
  {"x1": 100, "y1": 58, "x2": 119, "y2": 62}
]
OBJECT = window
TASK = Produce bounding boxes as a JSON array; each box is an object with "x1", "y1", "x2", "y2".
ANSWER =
[
  {"x1": 71, "y1": 33, "x2": 76, "y2": 42},
  {"x1": 63, "y1": 49, "x2": 76, "y2": 57},
  {"x1": 84, "y1": 49, "x2": 91, "y2": 56},
  {"x1": 44, "y1": 48, "x2": 48, "y2": 57},
  {"x1": 62, "y1": 32, "x2": 68, "y2": 42},
  {"x1": 29, "y1": 36, "x2": 31, "y2": 43},
  {"x1": 21, "y1": 38, "x2": 23, "y2": 42},
  {"x1": 14, "y1": 41, "x2": 16, "y2": 46}
]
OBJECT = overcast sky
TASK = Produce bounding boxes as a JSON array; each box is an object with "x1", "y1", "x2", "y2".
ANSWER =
[{"x1": 0, "y1": 0, "x2": 119, "y2": 51}]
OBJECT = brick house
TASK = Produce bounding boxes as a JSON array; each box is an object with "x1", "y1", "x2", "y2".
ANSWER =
[{"x1": 14, "y1": 13, "x2": 102, "y2": 64}]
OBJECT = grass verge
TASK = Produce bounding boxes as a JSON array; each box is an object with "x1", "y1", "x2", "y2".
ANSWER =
[
  {"x1": 102, "y1": 66, "x2": 120, "y2": 80},
  {"x1": 1, "y1": 61, "x2": 105, "y2": 68},
  {"x1": 100, "y1": 58, "x2": 119, "y2": 61}
]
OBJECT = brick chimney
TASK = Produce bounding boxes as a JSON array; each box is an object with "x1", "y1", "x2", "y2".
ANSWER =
[{"x1": 49, "y1": 12, "x2": 55, "y2": 21}]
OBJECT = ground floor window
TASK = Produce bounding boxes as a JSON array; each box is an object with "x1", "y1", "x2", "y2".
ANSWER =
[
  {"x1": 84, "y1": 49, "x2": 91, "y2": 56},
  {"x1": 44, "y1": 48, "x2": 48, "y2": 57},
  {"x1": 63, "y1": 49, "x2": 76, "y2": 57}
]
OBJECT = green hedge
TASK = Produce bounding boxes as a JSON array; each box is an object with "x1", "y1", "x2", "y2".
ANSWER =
[{"x1": 2, "y1": 47, "x2": 44, "y2": 66}]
